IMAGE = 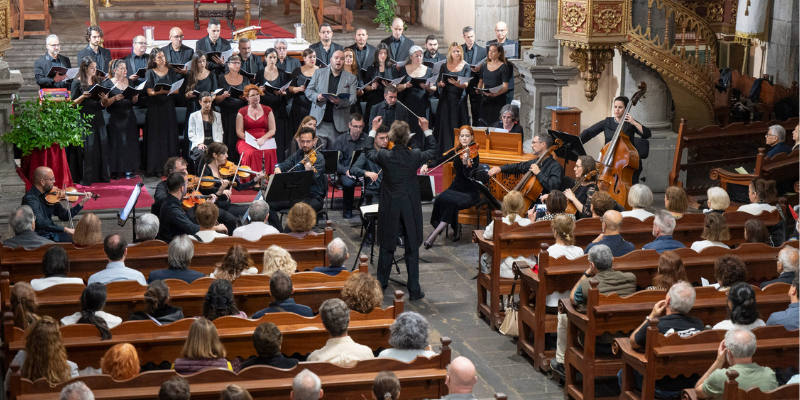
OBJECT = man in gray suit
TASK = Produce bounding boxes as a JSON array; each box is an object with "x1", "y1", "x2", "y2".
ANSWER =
[{"x1": 306, "y1": 50, "x2": 358, "y2": 148}]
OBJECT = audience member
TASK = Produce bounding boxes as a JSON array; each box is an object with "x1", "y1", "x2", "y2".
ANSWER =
[
  {"x1": 533, "y1": 190, "x2": 573, "y2": 222},
  {"x1": 10, "y1": 282, "x2": 39, "y2": 330},
  {"x1": 88, "y1": 234, "x2": 147, "y2": 285},
  {"x1": 308, "y1": 298, "x2": 375, "y2": 366},
  {"x1": 241, "y1": 322, "x2": 299, "y2": 369},
  {"x1": 743, "y1": 218, "x2": 772, "y2": 245},
  {"x1": 220, "y1": 385, "x2": 252, "y2": 400},
  {"x1": 737, "y1": 178, "x2": 778, "y2": 215},
  {"x1": 203, "y1": 279, "x2": 246, "y2": 320},
  {"x1": 261, "y1": 245, "x2": 298, "y2": 276},
  {"x1": 372, "y1": 370, "x2": 401, "y2": 400},
  {"x1": 313, "y1": 238, "x2": 349, "y2": 276},
  {"x1": 60, "y1": 381, "x2": 95, "y2": 400},
  {"x1": 584, "y1": 210, "x2": 635, "y2": 257},
  {"x1": 712, "y1": 282, "x2": 765, "y2": 330},
  {"x1": 286, "y1": 202, "x2": 317, "y2": 237},
  {"x1": 691, "y1": 213, "x2": 730, "y2": 251},
  {"x1": 379, "y1": 312, "x2": 437, "y2": 361},
  {"x1": 233, "y1": 200, "x2": 279, "y2": 240},
  {"x1": 642, "y1": 210, "x2": 685, "y2": 253},
  {"x1": 158, "y1": 377, "x2": 190, "y2": 400},
  {"x1": 765, "y1": 125, "x2": 792, "y2": 157},
  {"x1": 647, "y1": 251, "x2": 688, "y2": 290},
  {"x1": 622, "y1": 184, "x2": 654, "y2": 220},
  {"x1": 101, "y1": 343, "x2": 139, "y2": 380},
  {"x1": 136, "y1": 213, "x2": 160, "y2": 241},
  {"x1": 441, "y1": 356, "x2": 477, "y2": 399},
  {"x1": 209, "y1": 245, "x2": 258, "y2": 280},
  {"x1": 551, "y1": 245, "x2": 637, "y2": 378},
  {"x1": 693, "y1": 329, "x2": 778, "y2": 398},
  {"x1": 193, "y1": 202, "x2": 229, "y2": 242},
  {"x1": 665, "y1": 186, "x2": 689, "y2": 218},
  {"x1": 590, "y1": 191, "x2": 620, "y2": 217},
  {"x1": 480, "y1": 190, "x2": 533, "y2": 278},
  {"x1": 341, "y1": 272, "x2": 383, "y2": 313},
  {"x1": 149, "y1": 235, "x2": 206, "y2": 283},
  {"x1": 129, "y1": 280, "x2": 185, "y2": 324},
  {"x1": 72, "y1": 213, "x2": 102, "y2": 247},
  {"x1": 291, "y1": 369, "x2": 323, "y2": 400},
  {"x1": 252, "y1": 271, "x2": 313, "y2": 318},
  {"x1": 4, "y1": 205, "x2": 55, "y2": 249},
  {"x1": 61, "y1": 282, "x2": 121, "y2": 334},
  {"x1": 621, "y1": 281, "x2": 705, "y2": 398},
  {"x1": 761, "y1": 246, "x2": 798, "y2": 288},
  {"x1": 766, "y1": 276, "x2": 798, "y2": 330},
  {"x1": 5, "y1": 316, "x2": 79, "y2": 393},
  {"x1": 703, "y1": 187, "x2": 729, "y2": 214},
  {"x1": 543, "y1": 214, "x2": 585, "y2": 311},
  {"x1": 714, "y1": 255, "x2": 747, "y2": 291},
  {"x1": 174, "y1": 318, "x2": 233, "y2": 373},
  {"x1": 30, "y1": 246, "x2": 83, "y2": 290}
]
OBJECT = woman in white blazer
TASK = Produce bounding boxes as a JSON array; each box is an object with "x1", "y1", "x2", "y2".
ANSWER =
[{"x1": 188, "y1": 92, "x2": 224, "y2": 165}]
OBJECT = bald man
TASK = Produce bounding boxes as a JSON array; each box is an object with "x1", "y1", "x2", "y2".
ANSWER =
[
  {"x1": 306, "y1": 49, "x2": 358, "y2": 147},
  {"x1": 161, "y1": 27, "x2": 193, "y2": 71},
  {"x1": 21, "y1": 167, "x2": 94, "y2": 242},
  {"x1": 485, "y1": 21, "x2": 520, "y2": 104},
  {"x1": 380, "y1": 18, "x2": 414, "y2": 62},
  {"x1": 441, "y1": 356, "x2": 478, "y2": 399},
  {"x1": 584, "y1": 210, "x2": 635, "y2": 256}
]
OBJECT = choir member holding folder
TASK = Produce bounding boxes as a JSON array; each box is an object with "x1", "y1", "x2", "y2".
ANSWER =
[
  {"x1": 256, "y1": 49, "x2": 291, "y2": 162},
  {"x1": 236, "y1": 84, "x2": 277, "y2": 175},
  {"x1": 35, "y1": 34, "x2": 72, "y2": 89},
  {"x1": 184, "y1": 51, "x2": 219, "y2": 117},
  {"x1": 102, "y1": 59, "x2": 141, "y2": 178},
  {"x1": 363, "y1": 43, "x2": 396, "y2": 123},
  {"x1": 144, "y1": 48, "x2": 182, "y2": 175},
  {"x1": 397, "y1": 45, "x2": 436, "y2": 148},
  {"x1": 288, "y1": 49, "x2": 319, "y2": 135},
  {"x1": 70, "y1": 56, "x2": 111, "y2": 185},
  {"x1": 216, "y1": 55, "x2": 249, "y2": 162},
  {"x1": 477, "y1": 43, "x2": 510, "y2": 127},
  {"x1": 434, "y1": 42, "x2": 471, "y2": 154}
]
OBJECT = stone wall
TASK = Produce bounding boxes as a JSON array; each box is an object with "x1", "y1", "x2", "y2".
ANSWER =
[{"x1": 764, "y1": 0, "x2": 799, "y2": 87}]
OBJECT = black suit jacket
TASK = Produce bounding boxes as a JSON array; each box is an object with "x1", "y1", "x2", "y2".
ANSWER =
[
  {"x1": 161, "y1": 44, "x2": 195, "y2": 65},
  {"x1": 461, "y1": 43, "x2": 488, "y2": 67},
  {"x1": 347, "y1": 43, "x2": 377, "y2": 71},
  {"x1": 277, "y1": 56, "x2": 302, "y2": 74},
  {"x1": 123, "y1": 52, "x2": 150, "y2": 81},
  {"x1": 156, "y1": 195, "x2": 200, "y2": 243},
  {"x1": 2, "y1": 230, "x2": 55, "y2": 249},
  {"x1": 195, "y1": 36, "x2": 232, "y2": 75},
  {"x1": 368, "y1": 101, "x2": 425, "y2": 149},
  {"x1": 499, "y1": 156, "x2": 563, "y2": 195},
  {"x1": 34, "y1": 54, "x2": 72, "y2": 88},
  {"x1": 381, "y1": 35, "x2": 414, "y2": 62},
  {"x1": 309, "y1": 41, "x2": 344, "y2": 66},
  {"x1": 77, "y1": 46, "x2": 112, "y2": 73}
]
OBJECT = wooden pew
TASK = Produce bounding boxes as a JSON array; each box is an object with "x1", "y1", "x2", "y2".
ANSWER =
[
  {"x1": 0, "y1": 258, "x2": 369, "y2": 320},
  {"x1": 473, "y1": 210, "x2": 782, "y2": 331},
  {"x1": 8, "y1": 336, "x2": 451, "y2": 400},
  {"x1": 682, "y1": 371, "x2": 799, "y2": 400},
  {"x1": 615, "y1": 325, "x2": 798, "y2": 400},
  {"x1": 668, "y1": 118, "x2": 798, "y2": 192},
  {"x1": 710, "y1": 148, "x2": 799, "y2": 191},
  {"x1": 4, "y1": 291, "x2": 404, "y2": 370},
  {"x1": 561, "y1": 281, "x2": 791, "y2": 400},
  {"x1": 1, "y1": 225, "x2": 333, "y2": 284},
  {"x1": 513, "y1": 242, "x2": 798, "y2": 373}
]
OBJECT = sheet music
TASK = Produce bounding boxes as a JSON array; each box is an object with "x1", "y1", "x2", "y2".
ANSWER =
[
  {"x1": 503, "y1": 44, "x2": 517, "y2": 59},
  {"x1": 66, "y1": 68, "x2": 79, "y2": 79},
  {"x1": 134, "y1": 80, "x2": 147, "y2": 91},
  {"x1": 168, "y1": 78, "x2": 185, "y2": 95},
  {"x1": 221, "y1": 48, "x2": 235, "y2": 61},
  {"x1": 430, "y1": 59, "x2": 446, "y2": 75},
  {"x1": 245, "y1": 131, "x2": 277, "y2": 150},
  {"x1": 360, "y1": 204, "x2": 379, "y2": 214}
]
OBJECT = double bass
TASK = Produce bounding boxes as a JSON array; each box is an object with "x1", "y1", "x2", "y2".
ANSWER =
[
  {"x1": 513, "y1": 138, "x2": 563, "y2": 210},
  {"x1": 597, "y1": 82, "x2": 647, "y2": 210}
]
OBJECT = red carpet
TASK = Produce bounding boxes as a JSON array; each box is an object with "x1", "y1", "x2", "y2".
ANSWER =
[{"x1": 74, "y1": 178, "x2": 155, "y2": 211}]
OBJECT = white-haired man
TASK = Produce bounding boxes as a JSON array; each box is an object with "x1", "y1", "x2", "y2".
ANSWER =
[
  {"x1": 313, "y1": 238, "x2": 349, "y2": 276},
  {"x1": 233, "y1": 200, "x2": 279, "y2": 240},
  {"x1": 694, "y1": 329, "x2": 778, "y2": 398},
  {"x1": 765, "y1": 125, "x2": 792, "y2": 157},
  {"x1": 291, "y1": 369, "x2": 323, "y2": 400},
  {"x1": 642, "y1": 210, "x2": 686, "y2": 253},
  {"x1": 761, "y1": 246, "x2": 798, "y2": 288},
  {"x1": 34, "y1": 34, "x2": 72, "y2": 88}
]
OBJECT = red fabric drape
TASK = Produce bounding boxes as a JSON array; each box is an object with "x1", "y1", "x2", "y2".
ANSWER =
[{"x1": 20, "y1": 144, "x2": 73, "y2": 191}]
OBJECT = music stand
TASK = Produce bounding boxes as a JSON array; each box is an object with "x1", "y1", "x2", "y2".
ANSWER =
[
  {"x1": 118, "y1": 182, "x2": 144, "y2": 241},
  {"x1": 263, "y1": 170, "x2": 314, "y2": 209},
  {"x1": 240, "y1": 190, "x2": 264, "y2": 225},
  {"x1": 548, "y1": 130, "x2": 587, "y2": 183}
]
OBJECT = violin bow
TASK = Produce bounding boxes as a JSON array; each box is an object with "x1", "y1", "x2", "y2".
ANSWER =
[
  {"x1": 491, "y1": 176, "x2": 510, "y2": 193},
  {"x1": 287, "y1": 143, "x2": 325, "y2": 172},
  {"x1": 63, "y1": 184, "x2": 75, "y2": 230},
  {"x1": 427, "y1": 142, "x2": 477, "y2": 174},
  {"x1": 232, "y1": 155, "x2": 244, "y2": 186}
]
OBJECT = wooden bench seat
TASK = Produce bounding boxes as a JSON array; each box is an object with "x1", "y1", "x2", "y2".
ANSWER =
[
  {"x1": 513, "y1": 242, "x2": 798, "y2": 373},
  {"x1": 8, "y1": 336, "x2": 451, "y2": 400},
  {"x1": 682, "y1": 371, "x2": 799, "y2": 400},
  {"x1": 1, "y1": 225, "x2": 333, "y2": 284},
  {"x1": 615, "y1": 325, "x2": 798, "y2": 400},
  {"x1": 710, "y1": 148, "x2": 799, "y2": 191}
]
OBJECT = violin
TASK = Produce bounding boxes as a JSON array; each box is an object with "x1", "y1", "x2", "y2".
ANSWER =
[
  {"x1": 182, "y1": 191, "x2": 213, "y2": 210},
  {"x1": 287, "y1": 143, "x2": 325, "y2": 172},
  {"x1": 427, "y1": 142, "x2": 480, "y2": 174},
  {"x1": 513, "y1": 138, "x2": 563, "y2": 211},
  {"x1": 44, "y1": 188, "x2": 99, "y2": 206},
  {"x1": 565, "y1": 168, "x2": 600, "y2": 215}
]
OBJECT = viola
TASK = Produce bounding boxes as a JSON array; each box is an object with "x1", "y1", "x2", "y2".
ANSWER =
[
  {"x1": 513, "y1": 138, "x2": 563, "y2": 211},
  {"x1": 44, "y1": 188, "x2": 99, "y2": 206},
  {"x1": 565, "y1": 169, "x2": 600, "y2": 215}
]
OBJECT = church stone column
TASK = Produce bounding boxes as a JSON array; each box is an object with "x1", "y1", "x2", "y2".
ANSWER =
[
  {"x1": 0, "y1": 60, "x2": 24, "y2": 198},
  {"x1": 530, "y1": 0, "x2": 559, "y2": 64},
  {"x1": 474, "y1": 0, "x2": 519, "y2": 45},
  {"x1": 619, "y1": 54, "x2": 674, "y2": 192}
]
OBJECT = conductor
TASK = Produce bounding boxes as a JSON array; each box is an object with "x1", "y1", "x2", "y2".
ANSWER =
[{"x1": 365, "y1": 116, "x2": 438, "y2": 301}]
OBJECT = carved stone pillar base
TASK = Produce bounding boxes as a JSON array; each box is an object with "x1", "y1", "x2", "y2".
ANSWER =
[{"x1": 0, "y1": 60, "x2": 26, "y2": 198}]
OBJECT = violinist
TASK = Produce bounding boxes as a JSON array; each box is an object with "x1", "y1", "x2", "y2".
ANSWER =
[
  {"x1": 579, "y1": 95, "x2": 651, "y2": 184},
  {"x1": 157, "y1": 172, "x2": 225, "y2": 243},
  {"x1": 487, "y1": 133, "x2": 563, "y2": 199},
  {"x1": 151, "y1": 157, "x2": 188, "y2": 217},
  {"x1": 197, "y1": 142, "x2": 261, "y2": 232},
  {"x1": 420, "y1": 126, "x2": 480, "y2": 248},
  {"x1": 21, "y1": 167, "x2": 95, "y2": 242},
  {"x1": 267, "y1": 127, "x2": 326, "y2": 228},
  {"x1": 561, "y1": 155, "x2": 598, "y2": 220}
]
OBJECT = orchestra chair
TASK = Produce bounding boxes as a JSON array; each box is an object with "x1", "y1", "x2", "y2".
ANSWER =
[{"x1": 194, "y1": 0, "x2": 236, "y2": 31}]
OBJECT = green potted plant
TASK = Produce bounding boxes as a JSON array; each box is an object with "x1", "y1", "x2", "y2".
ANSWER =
[
  {"x1": 373, "y1": 0, "x2": 398, "y2": 31},
  {"x1": 4, "y1": 96, "x2": 92, "y2": 186}
]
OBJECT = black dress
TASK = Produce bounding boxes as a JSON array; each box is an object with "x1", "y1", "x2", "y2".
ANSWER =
[
  {"x1": 289, "y1": 67, "x2": 315, "y2": 134},
  {"x1": 429, "y1": 150, "x2": 480, "y2": 229},
  {"x1": 186, "y1": 73, "x2": 218, "y2": 116},
  {"x1": 349, "y1": 69, "x2": 364, "y2": 117},
  {"x1": 478, "y1": 63, "x2": 510, "y2": 127},
  {"x1": 144, "y1": 69, "x2": 181, "y2": 175},
  {"x1": 257, "y1": 69, "x2": 291, "y2": 162},
  {"x1": 103, "y1": 79, "x2": 140, "y2": 174},
  {"x1": 197, "y1": 164, "x2": 250, "y2": 221},
  {"x1": 399, "y1": 66, "x2": 433, "y2": 142},
  {"x1": 218, "y1": 76, "x2": 248, "y2": 162},
  {"x1": 572, "y1": 183, "x2": 598, "y2": 220},
  {"x1": 490, "y1": 121, "x2": 524, "y2": 134},
  {"x1": 363, "y1": 65, "x2": 395, "y2": 123},
  {"x1": 69, "y1": 80, "x2": 110, "y2": 185},
  {"x1": 434, "y1": 63, "x2": 470, "y2": 155}
]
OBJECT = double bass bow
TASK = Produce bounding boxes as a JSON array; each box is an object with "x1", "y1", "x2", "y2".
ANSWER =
[
  {"x1": 513, "y1": 138, "x2": 563, "y2": 210},
  {"x1": 597, "y1": 82, "x2": 647, "y2": 210}
]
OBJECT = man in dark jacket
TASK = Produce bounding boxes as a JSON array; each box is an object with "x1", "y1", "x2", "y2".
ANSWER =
[
  {"x1": 241, "y1": 322, "x2": 300, "y2": 369},
  {"x1": 4, "y1": 205, "x2": 55, "y2": 249},
  {"x1": 252, "y1": 271, "x2": 314, "y2": 318},
  {"x1": 642, "y1": 210, "x2": 686, "y2": 253},
  {"x1": 369, "y1": 86, "x2": 421, "y2": 149},
  {"x1": 77, "y1": 26, "x2": 111, "y2": 74},
  {"x1": 765, "y1": 125, "x2": 793, "y2": 157},
  {"x1": 161, "y1": 27, "x2": 194, "y2": 70},
  {"x1": 423, "y1": 35, "x2": 446, "y2": 64},
  {"x1": 124, "y1": 35, "x2": 149, "y2": 82},
  {"x1": 313, "y1": 238, "x2": 349, "y2": 276},
  {"x1": 275, "y1": 39, "x2": 302, "y2": 73},
  {"x1": 21, "y1": 167, "x2": 93, "y2": 242},
  {"x1": 380, "y1": 18, "x2": 414, "y2": 62},
  {"x1": 365, "y1": 116, "x2": 437, "y2": 300},
  {"x1": 761, "y1": 247, "x2": 798, "y2": 288},
  {"x1": 461, "y1": 26, "x2": 487, "y2": 126},
  {"x1": 195, "y1": 19, "x2": 232, "y2": 75},
  {"x1": 585, "y1": 210, "x2": 636, "y2": 256},
  {"x1": 351, "y1": 125, "x2": 389, "y2": 205},
  {"x1": 487, "y1": 132, "x2": 563, "y2": 197},
  {"x1": 347, "y1": 28, "x2": 376, "y2": 72},
  {"x1": 34, "y1": 34, "x2": 72, "y2": 89},
  {"x1": 331, "y1": 113, "x2": 367, "y2": 218},
  {"x1": 309, "y1": 23, "x2": 343, "y2": 67}
]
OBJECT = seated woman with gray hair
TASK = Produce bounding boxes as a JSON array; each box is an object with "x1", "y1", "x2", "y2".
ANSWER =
[
  {"x1": 135, "y1": 213, "x2": 160, "y2": 242},
  {"x1": 490, "y1": 104, "x2": 523, "y2": 133},
  {"x1": 147, "y1": 235, "x2": 205, "y2": 284},
  {"x1": 378, "y1": 311, "x2": 437, "y2": 362},
  {"x1": 621, "y1": 183, "x2": 654, "y2": 221}
]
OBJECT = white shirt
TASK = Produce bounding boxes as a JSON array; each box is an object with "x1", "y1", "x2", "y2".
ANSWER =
[
  {"x1": 737, "y1": 203, "x2": 777, "y2": 215},
  {"x1": 712, "y1": 318, "x2": 766, "y2": 331},
  {"x1": 691, "y1": 240, "x2": 730, "y2": 252},
  {"x1": 209, "y1": 267, "x2": 259, "y2": 279},
  {"x1": 61, "y1": 310, "x2": 123, "y2": 328},
  {"x1": 307, "y1": 336, "x2": 375, "y2": 367},
  {"x1": 545, "y1": 244, "x2": 585, "y2": 307},
  {"x1": 378, "y1": 348, "x2": 437, "y2": 362},
  {"x1": 192, "y1": 230, "x2": 229, "y2": 242},
  {"x1": 232, "y1": 221, "x2": 280, "y2": 241},
  {"x1": 30, "y1": 276, "x2": 84, "y2": 291},
  {"x1": 621, "y1": 208, "x2": 654, "y2": 221},
  {"x1": 483, "y1": 216, "x2": 532, "y2": 240}
]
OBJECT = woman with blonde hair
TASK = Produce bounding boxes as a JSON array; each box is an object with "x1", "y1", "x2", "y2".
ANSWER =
[
  {"x1": 173, "y1": 317, "x2": 232, "y2": 373},
  {"x1": 261, "y1": 245, "x2": 297, "y2": 276},
  {"x1": 691, "y1": 212, "x2": 731, "y2": 251},
  {"x1": 704, "y1": 186, "x2": 730, "y2": 214},
  {"x1": 341, "y1": 272, "x2": 383, "y2": 314},
  {"x1": 72, "y1": 213, "x2": 102, "y2": 247},
  {"x1": 544, "y1": 214, "x2": 584, "y2": 311},
  {"x1": 5, "y1": 316, "x2": 78, "y2": 391},
  {"x1": 101, "y1": 343, "x2": 140, "y2": 380},
  {"x1": 210, "y1": 245, "x2": 258, "y2": 280},
  {"x1": 480, "y1": 190, "x2": 533, "y2": 278},
  {"x1": 434, "y1": 42, "x2": 470, "y2": 154},
  {"x1": 10, "y1": 282, "x2": 39, "y2": 330}
]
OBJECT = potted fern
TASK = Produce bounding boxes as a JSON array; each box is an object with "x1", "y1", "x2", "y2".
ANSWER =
[{"x1": 374, "y1": 0, "x2": 398, "y2": 31}]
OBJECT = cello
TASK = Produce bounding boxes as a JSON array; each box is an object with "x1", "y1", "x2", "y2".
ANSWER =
[
  {"x1": 596, "y1": 82, "x2": 647, "y2": 210},
  {"x1": 513, "y1": 138, "x2": 563, "y2": 210}
]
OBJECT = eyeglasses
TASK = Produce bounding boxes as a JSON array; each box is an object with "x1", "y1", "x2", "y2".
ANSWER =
[
  {"x1": 48, "y1": 43, "x2": 61, "y2": 47},
  {"x1": 170, "y1": 35, "x2": 185, "y2": 39},
  {"x1": 134, "y1": 42, "x2": 147, "y2": 45}
]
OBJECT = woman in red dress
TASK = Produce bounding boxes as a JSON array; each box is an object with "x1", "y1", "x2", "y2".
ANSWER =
[{"x1": 235, "y1": 84, "x2": 277, "y2": 174}]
